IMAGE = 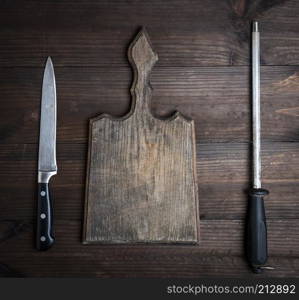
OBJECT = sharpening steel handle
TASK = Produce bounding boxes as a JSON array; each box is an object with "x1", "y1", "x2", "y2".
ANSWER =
[
  {"x1": 246, "y1": 188, "x2": 269, "y2": 273},
  {"x1": 36, "y1": 183, "x2": 54, "y2": 251}
]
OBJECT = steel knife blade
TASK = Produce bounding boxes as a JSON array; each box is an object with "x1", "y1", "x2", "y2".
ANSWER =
[{"x1": 37, "y1": 57, "x2": 57, "y2": 251}]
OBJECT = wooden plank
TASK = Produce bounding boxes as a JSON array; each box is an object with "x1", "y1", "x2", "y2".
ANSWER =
[
  {"x1": 2, "y1": 255, "x2": 299, "y2": 277},
  {"x1": 1, "y1": 181, "x2": 298, "y2": 221},
  {"x1": 0, "y1": 142, "x2": 298, "y2": 220},
  {"x1": 0, "y1": 219, "x2": 299, "y2": 277},
  {"x1": 1, "y1": 142, "x2": 297, "y2": 184},
  {"x1": 1, "y1": 0, "x2": 299, "y2": 67},
  {"x1": 4, "y1": 255, "x2": 297, "y2": 277},
  {"x1": 84, "y1": 30, "x2": 199, "y2": 244},
  {"x1": 2, "y1": 219, "x2": 299, "y2": 256},
  {"x1": 1, "y1": 66, "x2": 298, "y2": 143}
]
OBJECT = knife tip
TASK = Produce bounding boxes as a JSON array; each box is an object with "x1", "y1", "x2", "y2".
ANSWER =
[
  {"x1": 46, "y1": 56, "x2": 54, "y2": 67},
  {"x1": 43, "y1": 56, "x2": 56, "y2": 85},
  {"x1": 45, "y1": 57, "x2": 55, "y2": 75}
]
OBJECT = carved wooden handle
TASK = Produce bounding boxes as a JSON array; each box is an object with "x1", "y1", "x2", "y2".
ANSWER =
[{"x1": 128, "y1": 28, "x2": 158, "y2": 116}]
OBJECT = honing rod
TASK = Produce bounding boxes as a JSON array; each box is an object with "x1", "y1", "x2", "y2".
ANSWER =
[{"x1": 246, "y1": 21, "x2": 269, "y2": 273}]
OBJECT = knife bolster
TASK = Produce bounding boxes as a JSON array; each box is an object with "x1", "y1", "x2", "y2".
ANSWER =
[{"x1": 38, "y1": 171, "x2": 57, "y2": 183}]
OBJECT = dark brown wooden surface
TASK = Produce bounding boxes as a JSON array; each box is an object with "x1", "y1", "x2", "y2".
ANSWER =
[{"x1": 0, "y1": 0, "x2": 298, "y2": 277}]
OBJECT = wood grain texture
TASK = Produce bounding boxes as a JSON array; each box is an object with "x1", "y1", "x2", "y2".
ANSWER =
[
  {"x1": 2, "y1": 219, "x2": 299, "y2": 257},
  {"x1": 1, "y1": 0, "x2": 299, "y2": 67},
  {"x1": 1, "y1": 220, "x2": 299, "y2": 277},
  {"x1": 0, "y1": 66, "x2": 298, "y2": 144},
  {"x1": 84, "y1": 30, "x2": 199, "y2": 244},
  {"x1": 1, "y1": 142, "x2": 298, "y2": 221},
  {"x1": 1, "y1": 0, "x2": 299, "y2": 277},
  {"x1": 2, "y1": 253, "x2": 299, "y2": 278}
]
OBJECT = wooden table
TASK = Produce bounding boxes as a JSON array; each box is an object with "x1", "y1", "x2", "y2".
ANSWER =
[{"x1": 0, "y1": 0, "x2": 298, "y2": 277}]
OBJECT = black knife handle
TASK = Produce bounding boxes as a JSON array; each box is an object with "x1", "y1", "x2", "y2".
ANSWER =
[
  {"x1": 246, "y1": 188, "x2": 269, "y2": 273},
  {"x1": 36, "y1": 183, "x2": 54, "y2": 250}
]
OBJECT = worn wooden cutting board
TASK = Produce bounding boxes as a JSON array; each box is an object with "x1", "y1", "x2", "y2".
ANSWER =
[{"x1": 83, "y1": 29, "x2": 199, "y2": 244}]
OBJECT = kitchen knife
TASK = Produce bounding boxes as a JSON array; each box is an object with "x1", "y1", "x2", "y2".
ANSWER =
[
  {"x1": 37, "y1": 57, "x2": 57, "y2": 251},
  {"x1": 246, "y1": 21, "x2": 269, "y2": 273}
]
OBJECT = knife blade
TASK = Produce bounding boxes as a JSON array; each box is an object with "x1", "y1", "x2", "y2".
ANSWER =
[{"x1": 37, "y1": 57, "x2": 57, "y2": 251}]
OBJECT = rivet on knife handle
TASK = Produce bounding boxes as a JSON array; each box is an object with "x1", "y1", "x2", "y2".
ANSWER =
[
  {"x1": 37, "y1": 57, "x2": 57, "y2": 251},
  {"x1": 246, "y1": 21, "x2": 269, "y2": 273}
]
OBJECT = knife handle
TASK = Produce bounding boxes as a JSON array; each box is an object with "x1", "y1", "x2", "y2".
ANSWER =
[
  {"x1": 36, "y1": 183, "x2": 54, "y2": 250},
  {"x1": 246, "y1": 188, "x2": 269, "y2": 273}
]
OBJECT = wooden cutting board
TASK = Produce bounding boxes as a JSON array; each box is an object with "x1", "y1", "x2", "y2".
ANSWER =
[{"x1": 83, "y1": 29, "x2": 199, "y2": 244}]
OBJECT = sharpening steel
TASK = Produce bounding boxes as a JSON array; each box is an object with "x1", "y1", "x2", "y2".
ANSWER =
[{"x1": 246, "y1": 21, "x2": 269, "y2": 273}]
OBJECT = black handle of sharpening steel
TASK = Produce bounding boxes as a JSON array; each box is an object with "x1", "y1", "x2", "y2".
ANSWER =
[
  {"x1": 246, "y1": 188, "x2": 269, "y2": 273},
  {"x1": 36, "y1": 183, "x2": 54, "y2": 251}
]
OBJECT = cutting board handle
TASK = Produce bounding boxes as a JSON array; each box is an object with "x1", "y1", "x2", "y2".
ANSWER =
[{"x1": 128, "y1": 28, "x2": 158, "y2": 116}]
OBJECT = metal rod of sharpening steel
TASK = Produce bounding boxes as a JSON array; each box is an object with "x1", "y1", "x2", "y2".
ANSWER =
[{"x1": 252, "y1": 21, "x2": 261, "y2": 189}]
